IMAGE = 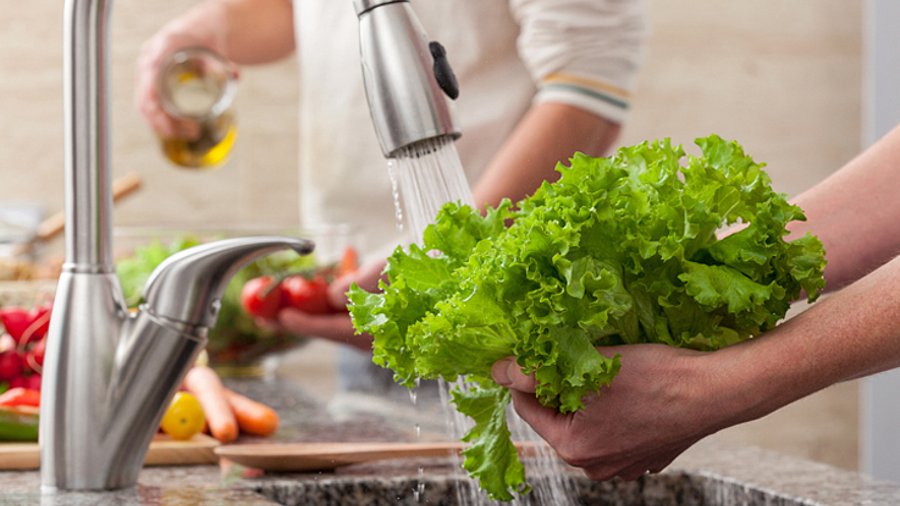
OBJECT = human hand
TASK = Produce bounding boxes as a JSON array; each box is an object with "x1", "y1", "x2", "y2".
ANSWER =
[
  {"x1": 274, "y1": 258, "x2": 387, "y2": 351},
  {"x1": 134, "y1": 9, "x2": 237, "y2": 139},
  {"x1": 492, "y1": 344, "x2": 724, "y2": 481}
]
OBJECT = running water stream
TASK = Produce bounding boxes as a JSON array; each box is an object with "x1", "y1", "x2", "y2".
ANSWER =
[
  {"x1": 387, "y1": 136, "x2": 578, "y2": 505},
  {"x1": 388, "y1": 136, "x2": 474, "y2": 240}
]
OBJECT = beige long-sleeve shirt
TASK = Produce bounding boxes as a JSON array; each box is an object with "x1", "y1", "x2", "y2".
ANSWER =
[{"x1": 293, "y1": 0, "x2": 647, "y2": 262}]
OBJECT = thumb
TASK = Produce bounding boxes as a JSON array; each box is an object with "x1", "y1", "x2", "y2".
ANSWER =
[{"x1": 491, "y1": 357, "x2": 537, "y2": 393}]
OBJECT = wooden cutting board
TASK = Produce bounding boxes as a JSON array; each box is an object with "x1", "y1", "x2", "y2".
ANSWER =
[
  {"x1": 215, "y1": 441, "x2": 539, "y2": 472},
  {"x1": 0, "y1": 433, "x2": 220, "y2": 471}
]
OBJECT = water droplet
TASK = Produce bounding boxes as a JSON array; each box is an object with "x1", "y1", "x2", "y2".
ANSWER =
[{"x1": 386, "y1": 158, "x2": 405, "y2": 233}]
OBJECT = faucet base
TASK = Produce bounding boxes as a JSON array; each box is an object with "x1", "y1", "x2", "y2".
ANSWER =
[{"x1": 40, "y1": 271, "x2": 205, "y2": 491}]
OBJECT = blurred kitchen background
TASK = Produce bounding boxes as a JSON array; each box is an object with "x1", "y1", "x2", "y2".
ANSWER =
[{"x1": 0, "y1": 0, "x2": 888, "y2": 481}]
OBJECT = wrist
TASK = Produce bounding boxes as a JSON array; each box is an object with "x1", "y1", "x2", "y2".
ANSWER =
[
  {"x1": 697, "y1": 329, "x2": 825, "y2": 432},
  {"x1": 163, "y1": 1, "x2": 230, "y2": 55},
  {"x1": 613, "y1": 345, "x2": 754, "y2": 442},
  {"x1": 663, "y1": 349, "x2": 754, "y2": 438}
]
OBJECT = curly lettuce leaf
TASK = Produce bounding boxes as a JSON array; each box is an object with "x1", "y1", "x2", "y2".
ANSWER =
[
  {"x1": 349, "y1": 135, "x2": 826, "y2": 500},
  {"x1": 452, "y1": 384, "x2": 526, "y2": 502}
]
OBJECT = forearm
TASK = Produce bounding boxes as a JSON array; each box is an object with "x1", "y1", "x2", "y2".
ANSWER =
[
  {"x1": 711, "y1": 254, "x2": 900, "y2": 430},
  {"x1": 471, "y1": 102, "x2": 621, "y2": 209},
  {"x1": 788, "y1": 124, "x2": 900, "y2": 290},
  {"x1": 159, "y1": 0, "x2": 295, "y2": 64}
]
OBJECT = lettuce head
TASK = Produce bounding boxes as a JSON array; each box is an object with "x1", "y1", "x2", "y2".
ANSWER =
[{"x1": 348, "y1": 135, "x2": 826, "y2": 500}]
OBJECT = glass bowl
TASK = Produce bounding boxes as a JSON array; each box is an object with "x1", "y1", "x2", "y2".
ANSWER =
[{"x1": 113, "y1": 224, "x2": 361, "y2": 377}]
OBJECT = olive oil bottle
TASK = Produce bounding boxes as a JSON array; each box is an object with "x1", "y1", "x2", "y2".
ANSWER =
[
  {"x1": 160, "y1": 112, "x2": 237, "y2": 169},
  {"x1": 158, "y1": 47, "x2": 238, "y2": 170}
]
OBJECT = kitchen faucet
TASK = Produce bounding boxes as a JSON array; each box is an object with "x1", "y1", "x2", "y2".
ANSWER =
[
  {"x1": 354, "y1": 0, "x2": 461, "y2": 157},
  {"x1": 40, "y1": 0, "x2": 460, "y2": 492},
  {"x1": 40, "y1": 0, "x2": 313, "y2": 491}
]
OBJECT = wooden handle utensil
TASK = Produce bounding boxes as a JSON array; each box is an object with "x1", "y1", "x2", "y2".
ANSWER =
[
  {"x1": 214, "y1": 441, "x2": 540, "y2": 472},
  {"x1": 34, "y1": 171, "x2": 143, "y2": 243}
]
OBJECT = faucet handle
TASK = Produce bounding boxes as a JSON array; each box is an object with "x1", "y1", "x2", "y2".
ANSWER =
[{"x1": 142, "y1": 236, "x2": 314, "y2": 329}]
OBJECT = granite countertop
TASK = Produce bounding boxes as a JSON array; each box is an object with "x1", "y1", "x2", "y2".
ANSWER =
[{"x1": 2, "y1": 378, "x2": 899, "y2": 506}]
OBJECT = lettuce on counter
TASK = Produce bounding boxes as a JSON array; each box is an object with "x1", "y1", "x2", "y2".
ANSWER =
[{"x1": 348, "y1": 135, "x2": 827, "y2": 501}]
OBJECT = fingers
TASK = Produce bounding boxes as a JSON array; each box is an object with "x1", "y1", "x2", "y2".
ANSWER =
[
  {"x1": 227, "y1": 60, "x2": 241, "y2": 81},
  {"x1": 506, "y1": 389, "x2": 567, "y2": 447},
  {"x1": 277, "y1": 308, "x2": 354, "y2": 339},
  {"x1": 493, "y1": 344, "x2": 706, "y2": 485},
  {"x1": 134, "y1": 26, "x2": 221, "y2": 139},
  {"x1": 169, "y1": 116, "x2": 203, "y2": 141},
  {"x1": 135, "y1": 69, "x2": 177, "y2": 138},
  {"x1": 326, "y1": 274, "x2": 355, "y2": 308},
  {"x1": 491, "y1": 357, "x2": 536, "y2": 393},
  {"x1": 582, "y1": 448, "x2": 684, "y2": 482},
  {"x1": 277, "y1": 308, "x2": 373, "y2": 351},
  {"x1": 354, "y1": 258, "x2": 389, "y2": 293},
  {"x1": 134, "y1": 36, "x2": 177, "y2": 138}
]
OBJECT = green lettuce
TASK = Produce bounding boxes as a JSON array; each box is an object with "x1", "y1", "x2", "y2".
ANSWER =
[{"x1": 348, "y1": 135, "x2": 826, "y2": 501}]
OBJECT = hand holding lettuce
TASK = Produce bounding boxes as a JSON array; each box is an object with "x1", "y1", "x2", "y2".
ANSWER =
[{"x1": 348, "y1": 135, "x2": 826, "y2": 500}]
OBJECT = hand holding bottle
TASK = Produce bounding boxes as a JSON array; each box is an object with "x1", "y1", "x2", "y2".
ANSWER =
[{"x1": 134, "y1": 7, "x2": 239, "y2": 169}]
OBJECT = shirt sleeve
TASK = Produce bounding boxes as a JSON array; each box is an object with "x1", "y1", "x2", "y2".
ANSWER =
[{"x1": 509, "y1": 0, "x2": 649, "y2": 124}]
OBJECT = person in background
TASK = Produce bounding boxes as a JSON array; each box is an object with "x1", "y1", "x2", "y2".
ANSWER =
[
  {"x1": 137, "y1": 0, "x2": 648, "y2": 393},
  {"x1": 491, "y1": 123, "x2": 900, "y2": 480}
]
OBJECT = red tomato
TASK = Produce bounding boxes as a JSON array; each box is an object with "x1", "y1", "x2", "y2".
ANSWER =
[
  {"x1": 240, "y1": 276, "x2": 283, "y2": 319},
  {"x1": 281, "y1": 275, "x2": 332, "y2": 315}
]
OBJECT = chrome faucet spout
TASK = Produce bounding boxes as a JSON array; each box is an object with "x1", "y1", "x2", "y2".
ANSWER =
[
  {"x1": 355, "y1": 0, "x2": 461, "y2": 157},
  {"x1": 143, "y1": 236, "x2": 314, "y2": 329},
  {"x1": 63, "y1": 0, "x2": 114, "y2": 272},
  {"x1": 41, "y1": 0, "x2": 315, "y2": 492}
]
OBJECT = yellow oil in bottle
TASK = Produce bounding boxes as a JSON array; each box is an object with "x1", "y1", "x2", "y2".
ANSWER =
[
  {"x1": 158, "y1": 49, "x2": 238, "y2": 170},
  {"x1": 161, "y1": 113, "x2": 237, "y2": 169}
]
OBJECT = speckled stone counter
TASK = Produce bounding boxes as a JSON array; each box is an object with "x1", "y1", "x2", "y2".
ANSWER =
[
  {"x1": 241, "y1": 442, "x2": 900, "y2": 506},
  {"x1": 2, "y1": 378, "x2": 899, "y2": 505},
  {"x1": 0, "y1": 465, "x2": 273, "y2": 506}
]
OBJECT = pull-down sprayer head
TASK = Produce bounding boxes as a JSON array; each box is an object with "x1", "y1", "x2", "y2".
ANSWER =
[{"x1": 354, "y1": 0, "x2": 461, "y2": 158}]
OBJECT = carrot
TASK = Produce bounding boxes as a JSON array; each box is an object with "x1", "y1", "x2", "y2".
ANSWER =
[
  {"x1": 183, "y1": 366, "x2": 238, "y2": 443},
  {"x1": 337, "y1": 246, "x2": 359, "y2": 277},
  {"x1": 223, "y1": 388, "x2": 279, "y2": 437}
]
